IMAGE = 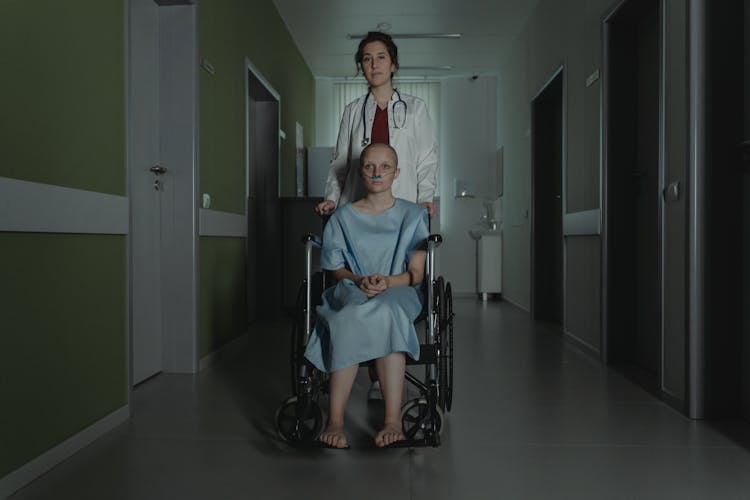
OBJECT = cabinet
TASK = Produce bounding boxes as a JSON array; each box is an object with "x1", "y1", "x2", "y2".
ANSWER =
[{"x1": 477, "y1": 232, "x2": 502, "y2": 299}]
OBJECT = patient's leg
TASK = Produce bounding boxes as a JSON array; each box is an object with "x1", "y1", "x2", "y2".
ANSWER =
[
  {"x1": 374, "y1": 352, "x2": 407, "y2": 447},
  {"x1": 320, "y1": 364, "x2": 358, "y2": 448}
]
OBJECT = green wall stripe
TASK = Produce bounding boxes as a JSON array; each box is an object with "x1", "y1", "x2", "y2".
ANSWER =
[
  {"x1": 0, "y1": 233, "x2": 127, "y2": 477},
  {"x1": 199, "y1": 0, "x2": 315, "y2": 214},
  {"x1": 199, "y1": 236, "x2": 248, "y2": 357}
]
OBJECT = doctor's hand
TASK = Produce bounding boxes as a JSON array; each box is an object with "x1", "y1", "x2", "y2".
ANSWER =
[
  {"x1": 359, "y1": 273, "x2": 388, "y2": 298},
  {"x1": 420, "y1": 201, "x2": 437, "y2": 218},
  {"x1": 315, "y1": 200, "x2": 336, "y2": 216}
]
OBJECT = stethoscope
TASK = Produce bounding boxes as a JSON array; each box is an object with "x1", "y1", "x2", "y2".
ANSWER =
[{"x1": 360, "y1": 88, "x2": 407, "y2": 147}]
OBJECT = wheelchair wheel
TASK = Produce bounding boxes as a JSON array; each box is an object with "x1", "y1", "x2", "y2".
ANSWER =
[
  {"x1": 275, "y1": 395, "x2": 324, "y2": 444},
  {"x1": 401, "y1": 398, "x2": 444, "y2": 441},
  {"x1": 289, "y1": 282, "x2": 305, "y2": 393},
  {"x1": 434, "y1": 277, "x2": 448, "y2": 411},
  {"x1": 444, "y1": 282, "x2": 454, "y2": 412}
]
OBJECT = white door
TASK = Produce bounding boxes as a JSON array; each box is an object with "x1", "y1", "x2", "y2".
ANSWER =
[
  {"x1": 129, "y1": 0, "x2": 199, "y2": 384},
  {"x1": 129, "y1": 0, "x2": 163, "y2": 384}
]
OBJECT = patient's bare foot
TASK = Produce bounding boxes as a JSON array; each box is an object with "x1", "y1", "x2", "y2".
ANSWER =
[
  {"x1": 375, "y1": 422, "x2": 406, "y2": 448},
  {"x1": 319, "y1": 423, "x2": 349, "y2": 449}
]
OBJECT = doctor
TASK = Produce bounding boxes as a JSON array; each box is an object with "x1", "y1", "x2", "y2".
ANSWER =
[{"x1": 315, "y1": 31, "x2": 438, "y2": 217}]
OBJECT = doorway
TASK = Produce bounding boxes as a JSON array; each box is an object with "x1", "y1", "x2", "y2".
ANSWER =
[
  {"x1": 603, "y1": 0, "x2": 661, "y2": 392},
  {"x1": 128, "y1": 0, "x2": 199, "y2": 384},
  {"x1": 743, "y1": 0, "x2": 750, "y2": 420},
  {"x1": 246, "y1": 62, "x2": 282, "y2": 322},
  {"x1": 531, "y1": 69, "x2": 564, "y2": 326}
]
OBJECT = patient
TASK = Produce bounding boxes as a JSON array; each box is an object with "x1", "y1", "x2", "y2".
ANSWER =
[{"x1": 304, "y1": 142, "x2": 428, "y2": 448}]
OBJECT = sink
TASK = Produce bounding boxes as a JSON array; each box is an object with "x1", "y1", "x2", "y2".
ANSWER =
[{"x1": 468, "y1": 227, "x2": 501, "y2": 240}]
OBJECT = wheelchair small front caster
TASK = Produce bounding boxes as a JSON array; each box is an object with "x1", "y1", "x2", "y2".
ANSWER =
[
  {"x1": 401, "y1": 397, "x2": 444, "y2": 444},
  {"x1": 275, "y1": 395, "x2": 324, "y2": 444}
]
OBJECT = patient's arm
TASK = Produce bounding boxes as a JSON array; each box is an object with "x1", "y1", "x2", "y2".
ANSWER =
[
  {"x1": 332, "y1": 267, "x2": 364, "y2": 286},
  {"x1": 383, "y1": 249, "x2": 426, "y2": 288},
  {"x1": 332, "y1": 249, "x2": 427, "y2": 299},
  {"x1": 360, "y1": 249, "x2": 427, "y2": 294}
]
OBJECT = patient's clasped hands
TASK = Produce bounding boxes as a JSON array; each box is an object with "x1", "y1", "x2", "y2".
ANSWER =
[{"x1": 358, "y1": 273, "x2": 388, "y2": 298}]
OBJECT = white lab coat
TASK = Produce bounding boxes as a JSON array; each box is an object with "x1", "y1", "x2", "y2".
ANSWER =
[{"x1": 323, "y1": 91, "x2": 438, "y2": 207}]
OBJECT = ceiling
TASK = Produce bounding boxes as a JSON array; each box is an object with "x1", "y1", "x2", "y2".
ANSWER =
[{"x1": 271, "y1": 0, "x2": 541, "y2": 78}]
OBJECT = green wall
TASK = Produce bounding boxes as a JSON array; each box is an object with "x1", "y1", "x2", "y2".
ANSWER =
[
  {"x1": 1, "y1": 0, "x2": 315, "y2": 479},
  {"x1": 199, "y1": 0, "x2": 315, "y2": 214},
  {"x1": 199, "y1": 237, "x2": 247, "y2": 357},
  {"x1": 0, "y1": 1, "x2": 127, "y2": 478},
  {"x1": 0, "y1": 0, "x2": 125, "y2": 195},
  {"x1": 0, "y1": 234, "x2": 127, "y2": 477},
  {"x1": 198, "y1": 0, "x2": 315, "y2": 353}
]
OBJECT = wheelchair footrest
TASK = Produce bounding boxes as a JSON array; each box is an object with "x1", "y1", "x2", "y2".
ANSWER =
[
  {"x1": 406, "y1": 344, "x2": 437, "y2": 365},
  {"x1": 386, "y1": 434, "x2": 441, "y2": 448}
]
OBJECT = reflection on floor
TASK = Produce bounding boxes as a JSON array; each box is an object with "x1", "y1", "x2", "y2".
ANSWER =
[{"x1": 12, "y1": 299, "x2": 750, "y2": 499}]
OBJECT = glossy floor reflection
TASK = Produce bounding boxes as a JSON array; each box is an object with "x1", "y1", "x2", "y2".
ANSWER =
[{"x1": 12, "y1": 299, "x2": 750, "y2": 499}]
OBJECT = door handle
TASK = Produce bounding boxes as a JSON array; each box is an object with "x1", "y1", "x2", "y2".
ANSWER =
[
  {"x1": 663, "y1": 181, "x2": 680, "y2": 202},
  {"x1": 150, "y1": 164, "x2": 168, "y2": 175}
]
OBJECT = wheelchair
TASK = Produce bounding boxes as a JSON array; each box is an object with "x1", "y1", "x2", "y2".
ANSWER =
[{"x1": 275, "y1": 232, "x2": 454, "y2": 447}]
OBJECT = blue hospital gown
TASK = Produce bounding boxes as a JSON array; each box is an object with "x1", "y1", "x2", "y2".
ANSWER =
[{"x1": 304, "y1": 199, "x2": 430, "y2": 373}]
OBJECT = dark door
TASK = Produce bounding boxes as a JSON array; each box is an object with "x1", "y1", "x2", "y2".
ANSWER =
[
  {"x1": 532, "y1": 71, "x2": 564, "y2": 325},
  {"x1": 741, "y1": 0, "x2": 750, "y2": 419},
  {"x1": 247, "y1": 71, "x2": 282, "y2": 322},
  {"x1": 605, "y1": 0, "x2": 661, "y2": 390}
]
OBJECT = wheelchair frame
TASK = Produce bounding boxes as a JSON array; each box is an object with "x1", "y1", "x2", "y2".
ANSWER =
[{"x1": 275, "y1": 232, "x2": 454, "y2": 448}]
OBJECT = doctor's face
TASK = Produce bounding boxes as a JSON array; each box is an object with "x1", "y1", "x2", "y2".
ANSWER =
[{"x1": 360, "y1": 41, "x2": 396, "y2": 88}]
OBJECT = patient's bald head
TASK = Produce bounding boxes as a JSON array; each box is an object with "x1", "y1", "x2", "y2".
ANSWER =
[{"x1": 360, "y1": 142, "x2": 398, "y2": 168}]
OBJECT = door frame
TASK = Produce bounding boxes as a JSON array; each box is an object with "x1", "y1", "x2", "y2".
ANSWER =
[
  {"x1": 126, "y1": 0, "x2": 200, "y2": 387},
  {"x1": 530, "y1": 64, "x2": 567, "y2": 326},
  {"x1": 244, "y1": 58, "x2": 281, "y2": 322},
  {"x1": 600, "y1": 0, "x2": 666, "y2": 383},
  {"x1": 245, "y1": 57, "x2": 281, "y2": 206}
]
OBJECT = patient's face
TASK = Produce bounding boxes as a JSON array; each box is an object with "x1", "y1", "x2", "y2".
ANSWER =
[{"x1": 360, "y1": 145, "x2": 399, "y2": 194}]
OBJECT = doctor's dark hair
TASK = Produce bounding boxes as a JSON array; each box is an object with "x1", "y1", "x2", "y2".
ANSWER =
[{"x1": 355, "y1": 31, "x2": 399, "y2": 77}]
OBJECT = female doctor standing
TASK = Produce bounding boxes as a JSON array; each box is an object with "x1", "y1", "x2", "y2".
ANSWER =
[{"x1": 315, "y1": 31, "x2": 438, "y2": 217}]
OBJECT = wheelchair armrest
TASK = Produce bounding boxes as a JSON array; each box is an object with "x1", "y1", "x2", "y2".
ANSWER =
[
  {"x1": 427, "y1": 234, "x2": 443, "y2": 249},
  {"x1": 301, "y1": 233, "x2": 322, "y2": 248}
]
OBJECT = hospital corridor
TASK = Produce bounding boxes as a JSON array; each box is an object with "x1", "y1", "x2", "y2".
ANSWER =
[
  {"x1": 8, "y1": 299, "x2": 750, "y2": 499},
  {"x1": 2, "y1": 0, "x2": 750, "y2": 498}
]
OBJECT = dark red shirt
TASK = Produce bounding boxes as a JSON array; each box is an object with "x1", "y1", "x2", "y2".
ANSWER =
[{"x1": 371, "y1": 105, "x2": 389, "y2": 145}]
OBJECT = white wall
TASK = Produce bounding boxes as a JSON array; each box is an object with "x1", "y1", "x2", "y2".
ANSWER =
[
  {"x1": 439, "y1": 75, "x2": 498, "y2": 295},
  {"x1": 314, "y1": 77, "x2": 335, "y2": 146}
]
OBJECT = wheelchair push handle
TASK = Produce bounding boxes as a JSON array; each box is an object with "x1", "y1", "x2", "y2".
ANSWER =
[
  {"x1": 301, "y1": 233, "x2": 322, "y2": 248},
  {"x1": 427, "y1": 234, "x2": 443, "y2": 248}
]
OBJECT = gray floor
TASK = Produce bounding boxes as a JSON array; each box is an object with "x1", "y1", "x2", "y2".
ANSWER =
[{"x1": 12, "y1": 298, "x2": 750, "y2": 500}]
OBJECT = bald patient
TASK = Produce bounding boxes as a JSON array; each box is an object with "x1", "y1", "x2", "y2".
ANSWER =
[{"x1": 304, "y1": 143, "x2": 430, "y2": 448}]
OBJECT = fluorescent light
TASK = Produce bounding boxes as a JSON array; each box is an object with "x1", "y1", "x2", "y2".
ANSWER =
[
  {"x1": 399, "y1": 65, "x2": 454, "y2": 71},
  {"x1": 347, "y1": 33, "x2": 462, "y2": 40}
]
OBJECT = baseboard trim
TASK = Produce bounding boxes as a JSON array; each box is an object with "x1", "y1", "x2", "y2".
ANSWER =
[
  {"x1": 199, "y1": 332, "x2": 249, "y2": 371},
  {"x1": 501, "y1": 295, "x2": 530, "y2": 312},
  {"x1": 0, "y1": 405, "x2": 129, "y2": 499},
  {"x1": 562, "y1": 329, "x2": 601, "y2": 359},
  {"x1": 661, "y1": 390, "x2": 687, "y2": 416}
]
